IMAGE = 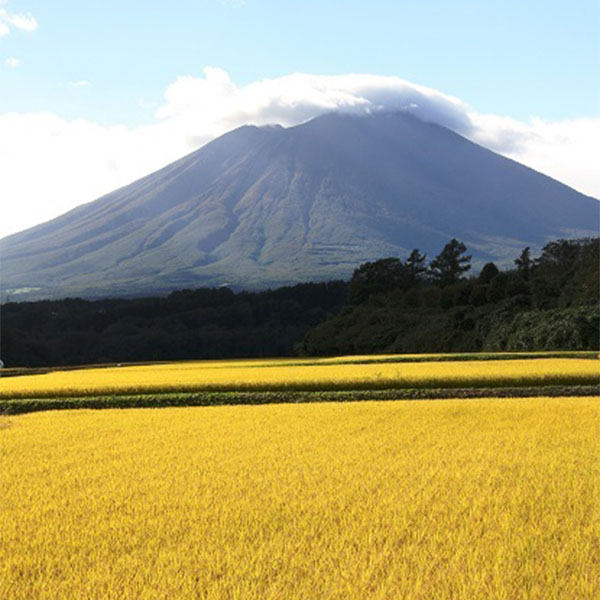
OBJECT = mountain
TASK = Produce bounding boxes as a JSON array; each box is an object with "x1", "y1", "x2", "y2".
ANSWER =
[{"x1": 1, "y1": 111, "x2": 598, "y2": 300}]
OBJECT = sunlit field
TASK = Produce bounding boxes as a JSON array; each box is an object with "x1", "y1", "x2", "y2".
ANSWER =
[
  {"x1": 0, "y1": 397, "x2": 597, "y2": 599},
  {"x1": 1, "y1": 356, "x2": 598, "y2": 399}
]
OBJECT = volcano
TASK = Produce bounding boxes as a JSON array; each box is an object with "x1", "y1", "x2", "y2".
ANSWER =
[{"x1": 1, "y1": 111, "x2": 598, "y2": 300}]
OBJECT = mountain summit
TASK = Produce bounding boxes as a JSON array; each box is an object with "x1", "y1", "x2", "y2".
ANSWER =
[{"x1": 2, "y1": 112, "x2": 598, "y2": 300}]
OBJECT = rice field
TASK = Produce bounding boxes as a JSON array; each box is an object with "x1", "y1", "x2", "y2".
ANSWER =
[
  {"x1": 1, "y1": 356, "x2": 598, "y2": 399},
  {"x1": 1, "y1": 397, "x2": 598, "y2": 599}
]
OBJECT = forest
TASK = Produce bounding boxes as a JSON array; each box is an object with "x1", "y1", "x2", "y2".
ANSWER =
[
  {"x1": 1, "y1": 238, "x2": 597, "y2": 367},
  {"x1": 302, "y1": 237, "x2": 599, "y2": 355}
]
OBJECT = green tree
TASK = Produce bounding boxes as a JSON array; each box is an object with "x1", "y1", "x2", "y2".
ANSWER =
[
  {"x1": 514, "y1": 247, "x2": 533, "y2": 279},
  {"x1": 429, "y1": 239, "x2": 472, "y2": 286},
  {"x1": 478, "y1": 262, "x2": 499, "y2": 284},
  {"x1": 348, "y1": 258, "x2": 409, "y2": 304},
  {"x1": 405, "y1": 248, "x2": 428, "y2": 281}
]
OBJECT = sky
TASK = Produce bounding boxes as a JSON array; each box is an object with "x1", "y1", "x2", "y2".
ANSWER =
[{"x1": 1, "y1": 0, "x2": 599, "y2": 238}]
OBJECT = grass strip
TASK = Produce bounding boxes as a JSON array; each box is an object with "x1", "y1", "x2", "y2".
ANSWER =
[{"x1": 2, "y1": 385, "x2": 598, "y2": 414}]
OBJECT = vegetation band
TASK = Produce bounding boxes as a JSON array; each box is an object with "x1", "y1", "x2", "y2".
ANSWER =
[{"x1": 2, "y1": 385, "x2": 598, "y2": 414}]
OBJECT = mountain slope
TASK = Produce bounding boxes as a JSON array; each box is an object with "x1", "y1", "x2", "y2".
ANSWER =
[{"x1": 1, "y1": 112, "x2": 598, "y2": 300}]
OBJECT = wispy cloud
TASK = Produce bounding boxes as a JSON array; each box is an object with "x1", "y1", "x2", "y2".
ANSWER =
[
  {"x1": 68, "y1": 80, "x2": 92, "y2": 88},
  {"x1": 0, "y1": 68, "x2": 597, "y2": 239},
  {"x1": 4, "y1": 56, "x2": 20, "y2": 68},
  {"x1": 0, "y1": 2, "x2": 38, "y2": 36},
  {"x1": 219, "y1": 0, "x2": 247, "y2": 7}
]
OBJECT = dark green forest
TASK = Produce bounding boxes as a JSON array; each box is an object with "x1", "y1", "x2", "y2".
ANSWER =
[
  {"x1": 0, "y1": 283, "x2": 347, "y2": 366},
  {"x1": 1, "y1": 238, "x2": 598, "y2": 367},
  {"x1": 302, "y1": 238, "x2": 599, "y2": 355}
]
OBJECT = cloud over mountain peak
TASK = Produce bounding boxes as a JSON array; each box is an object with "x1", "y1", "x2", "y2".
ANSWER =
[{"x1": 1, "y1": 68, "x2": 598, "y2": 238}]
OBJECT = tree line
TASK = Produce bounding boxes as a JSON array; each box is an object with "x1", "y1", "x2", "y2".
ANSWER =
[{"x1": 347, "y1": 238, "x2": 472, "y2": 304}]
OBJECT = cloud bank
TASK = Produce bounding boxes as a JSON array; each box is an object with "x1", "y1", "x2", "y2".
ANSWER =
[{"x1": 1, "y1": 68, "x2": 598, "y2": 238}]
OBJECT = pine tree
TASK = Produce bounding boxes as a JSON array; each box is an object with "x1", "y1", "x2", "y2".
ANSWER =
[
  {"x1": 405, "y1": 249, "x2": 427, "y2": 281},
  {"x1": 514, "y1": 247, "x2": 533, "y2": 280},
  {"x1": 429, "y1": 239, "x2": 471, "y2": 286}
]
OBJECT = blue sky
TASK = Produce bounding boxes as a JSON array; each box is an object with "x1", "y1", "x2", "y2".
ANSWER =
[
  {"x1": 1, "y1": 0, "x2": 598, "y2": 237},
  {"x1": 3, "y1": 0, "x2": 599, "y2": 122}
]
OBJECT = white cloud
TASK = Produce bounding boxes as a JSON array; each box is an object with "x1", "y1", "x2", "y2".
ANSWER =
[
  {"x1": 0, "y1": 112, "x2": 186, "y2": 238},
  {"x1": 68, "y1": 80, "x2": 91, "y2": 88},
  {"x1": 497, "y1": 117, "x2": 600, "y2": 197},
  {"x1": 0, "y1": 68, "x2": 597, "y2": 239},
  {"x1": 0, "y1": 3, "x2": 38, "y2": 35},
  {"x1": 153, "y1": 69, "x2": 475, "y2": 149},
  {"x1": 3, "y1": 11, "x2": 37, "y2": 31},
  {"x1": 4, "y1": 56, "x2": 20, "y2": 68}
]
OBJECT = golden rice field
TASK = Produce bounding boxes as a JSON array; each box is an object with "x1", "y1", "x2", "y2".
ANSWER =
[
  {"x1": 1, "y1": 357, "x2": 598, "y2": 398},
  {"x1": 1, "y1": 397, "x2": 598, "y2": 599}
]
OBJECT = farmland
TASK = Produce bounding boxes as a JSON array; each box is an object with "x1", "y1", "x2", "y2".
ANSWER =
[
  {"x1": 1, "y1": 397, "x2": 598, "y2": 599},
  {"x1": 1, "y1": 354, "x2": 598, "y2": 598},
  {"x1": 1, "y1": 354, "x2": 598, "y2": 412}
]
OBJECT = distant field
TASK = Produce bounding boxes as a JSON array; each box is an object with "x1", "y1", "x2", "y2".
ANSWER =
[
  {"x1": 2, "y1": 350, "x2": 595, "y2": 378},
  {"x1": 1, "y1": 397, "x2": 597, "y2": 599},
  {"x1": 1, "y1": 356, "x2": 598, "y2": 401}
]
